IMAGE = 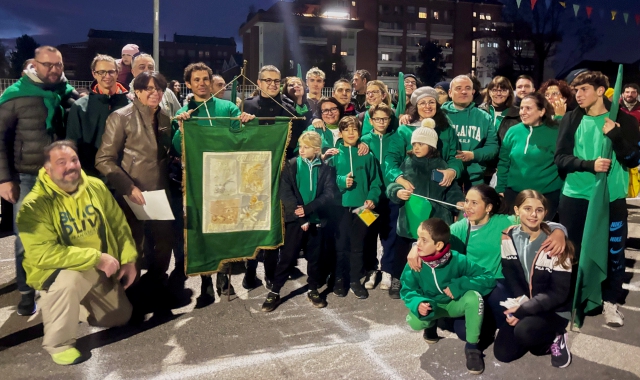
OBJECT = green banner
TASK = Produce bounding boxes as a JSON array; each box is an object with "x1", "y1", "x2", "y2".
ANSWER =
[
  {"x1": 182, "y1": 117, "x2": 290, "y2": 275},
  {"x1": 404, "y1": 194, "x2": 433, "y2": 239}
]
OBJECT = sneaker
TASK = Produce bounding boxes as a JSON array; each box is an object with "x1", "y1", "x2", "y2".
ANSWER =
[
  {"x1": 333, "y1": 278, "x2": 348, "y2": 297},
  {"x1": 550, "y1": 332, "x2": 571, "y2": 368},
  {"x1": 17, "y1": 292, "x2": 36, "y2": 316},
  {"x1": 261, "y1": 292, "x2": 281, "y2": 312},
  {"x1": 242, "y1": 271, "x2": 259, "y2": 290},
  {"x1": 379, "y1": 272, "x2": 392, "y2": 290},
  {"x1": 51, "y1": 347, "x2": 85, "y2": 366},
  {"x1": 216, "y1": 273, "x2": 236, "y2": 296},
  {"x1": 388, "y1": 277, "x2": 401, "y2": 299},
  {"x1": 364, "y1": 271, "x2": 377, "y2": 290},
  {"x1": 423, "y1": 325, "x2": 440, "y2": 344},
  {"x1": 307, "y1": 290, "x2": 327, "y2": 308},
  {"x1": 350, "y1": 281, "x2": 369, "y2": 299},
  {"x1": 465, "y1": 347, "x2": 484, "y2": 375},
  {"x1": 603, "y1": 301, "x2": 624, "y2": 327}
]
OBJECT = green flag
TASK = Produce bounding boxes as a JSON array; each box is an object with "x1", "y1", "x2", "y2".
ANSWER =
[
  {"x1": 230, "y1": 80, "x2": 237, "y2": 106},
  {"x1": 396, "y1": 72, "x2": 406, "y2": 117},
  {"x1": 404, "y1": 194, "x2": 433, "y2": 239},
  {"x1": 572, "y1": 64, "x2": 622, "y2": 326},
  {"x1": 182, "y1": 117, "x2": 290, "y2": 274},
  {"x1": 297, "y1": 63, "x2": 302, "y2": 80}
]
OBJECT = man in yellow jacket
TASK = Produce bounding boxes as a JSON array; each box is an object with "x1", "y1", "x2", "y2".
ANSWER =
[{"x1": 17, "y1": 140, "x2": 137, "y2": 366}]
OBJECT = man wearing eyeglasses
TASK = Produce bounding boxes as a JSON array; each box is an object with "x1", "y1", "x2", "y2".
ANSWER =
[
  {"x1": 0, "y1": 45, "x2": 80, "y2": 316},
  {"x1": 67, "y1": 55, "x2": 129, "y2": 178},
  {"x1": 128, "y1": 54, "x2": 181, "y2": 117}
]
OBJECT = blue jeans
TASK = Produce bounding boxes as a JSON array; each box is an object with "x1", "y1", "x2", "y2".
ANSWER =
[{"x1": 14, "y1": 173, "x2": 37, "y2": 294}]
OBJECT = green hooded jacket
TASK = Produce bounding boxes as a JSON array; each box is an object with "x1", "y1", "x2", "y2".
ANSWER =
[
  {"x1": 387, "y1": 154, "x2": 464, "y2": 238},
  {"x1": 400, "y1": 250, "x2": 496, "y2": 322},
  {"x1": 361, "y1": 128, "x2": 397, "y2": 188},
  {"x1": 328, "y1": 144, "x2": 383, "y2": 207},
  {"x1": 442, "y1": 101, "x2": 498, "y2": 184},
  {"x1": 171, "y1": 97, "x2": 241, "y2": 155},
  {"x1": 17, "y1": 168, "x2": 138, "y2": 290}
]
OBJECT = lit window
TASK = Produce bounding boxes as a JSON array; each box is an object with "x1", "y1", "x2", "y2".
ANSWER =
[
  {"x1": 332, "y1": 45, "x2": 337, "y2": 54},
  {"x1": 473, "y1": 12, "x2": 477, "y2": 17},
  {"x1": 419, "y1": 7, "x2": 427, "y2": 19},
  {"x1": 473, "y1": 27, "x2": 477, "y2": 32},
  {"x1": 433, "y1": 11, "x2": 439, "y2": 20},
  {"x1": 332, "y1": 63, "x2": 336, "y2": 71},
  {"x1": 480, "y1": 42, "x2": 485, "y2": 48},
  {"x1": 341, "y1": 51, "x2": 348, "y2": 56},
  {"x1": 479, "y1": 14, "x2": 485, "y2": 20},
  {"x1": 205, "y1": 51, "x2": 210, "y2": 57},
  {"x1": 472, "y1": 41, "x2": 476, "y2": 54},
  {"x1": 486, "y1": 14, "x2": 492, "y2": 20},
  {"x1": 472, "y1": 55, "x2": 476, "y2": 68},
  {"x1": 352, "y1": 1, "x2": 356, "y2": 6},
  {"x1": 382, "y1": 53, "x2": 390, "y2": 61}
]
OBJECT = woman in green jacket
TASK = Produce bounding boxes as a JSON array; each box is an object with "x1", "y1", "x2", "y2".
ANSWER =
[{"x1": 496, "y1": 93, "x2": 562, "y2": 219}]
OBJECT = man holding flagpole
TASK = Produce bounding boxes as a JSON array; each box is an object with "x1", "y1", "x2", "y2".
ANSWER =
[{"x1": 555, "y1": 70, "x2": 640, "y2": 327}]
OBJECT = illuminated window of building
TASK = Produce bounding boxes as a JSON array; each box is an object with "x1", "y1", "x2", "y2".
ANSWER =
[
  {"x1": 480, "y1": 42, "x2": 485, "y2": 48},
  {"x1": 341, "y1": 51, "x2": 348, "y2": 56},
  {"x1": 473, "y1": 12, "x2": 477, "y2": 17},
  {"x1": 332, "y1": 63, "x2": 337, "y2": 71},
  {"x1": 433, "y1": 11, "x2": 439, "y2": 20},
  {"x1": 486, "y1": 14, "x2": 492, "y2": 20},
  {"x1": 382, "y1": 53, "x2": 390, "y2": 61},
  {"x1": 473, "y1": 27, "x2": 477, "y2": 31},
  {"x1": 472, "y1": 55, "x2": 476, "y2": 68},
  {"x1": 472, "y1": 41, "x2": 476, "y2": 54},
  {"x1": 332, "y1": 45, "x2": 337, "y2": 54},
  {"x1": 479, "y1": 14, "x2": 485, "y2": 20},
  {"x1": 419, "y1": 7, "x2": 427, "y2": 19},
  {"x1": 352, "y1": 1, "x2": 356, "y2": 6}
]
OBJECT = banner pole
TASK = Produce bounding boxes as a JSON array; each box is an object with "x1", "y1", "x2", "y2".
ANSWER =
[
  {"x1": 241, "y1": 60, "x2": 248, "y2": 114},
  {"x1": 227, "y1": 264, "x2": 232, "y2": 302}
]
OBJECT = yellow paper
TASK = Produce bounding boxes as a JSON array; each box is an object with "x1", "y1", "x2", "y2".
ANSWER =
[{"x1": 358, "y1": 208, "x2": 379, "y2": 226}]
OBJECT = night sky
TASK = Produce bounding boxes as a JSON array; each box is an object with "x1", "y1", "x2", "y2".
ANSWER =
[{"x1": 1, "y1": 0, "x2": 640, "y2": 75}]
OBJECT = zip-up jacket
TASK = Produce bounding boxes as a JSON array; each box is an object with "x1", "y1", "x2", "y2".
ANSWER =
[
  {"x1": 620, "y1": 99, "x2": 640, "y2": 123},
  {"x1": 17, "y1": 168, "x2": 137, "y2": 290},
  {"x1": 328, "y1": 144, "x2": 383, "y2": 207},
  {"x1": 280, "y1": 156, "x2": 338, "y2": 226},
  {"x1": 384, "y1": 119, "x2": 463, "y2": 184},
  {"x1": 361, "y1": 129, "x2": 396, "y2": 187},
  {"x1": 479, "y1": 103, "x2": 522, "y2": 142},
  {"x1": 555, "y1": 104, "x2": 640, "y2": 179},
  {"x1": 303, "y1": 124, "x2": 340, "y2": 153},
  {"x1": 501, "y1": 226, "x2": 572, "y2": 319},
  {"x1": 400, "y1": 250, "x2": 496, "y2": 322},
  {"x1": 357, "y1": 109, "x2": 399, "y2": 136}
]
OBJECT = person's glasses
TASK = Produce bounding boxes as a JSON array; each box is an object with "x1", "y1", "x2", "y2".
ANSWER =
[
  {"x1": 417, "y1": 100, "x2": 437, "y2": 107},
  {"x1": 35, "y1": 60, "x2": 63, "y2": 70},
  {"x1": 490, "y1": 88, "x2": 509, "y2": 94},
  {"x1": 334, "y1": 88, "x2": 350, "y2": 94},
  {"x1": 94, "y1": 70, "x2": 117, "y2": 77},
  {"x1": 321, "y1": 107, "x2": 339, "y2": 115},
  {"x1": 545, "y1": 92, "x2": 561, "y2": 99},
  {"x1": 372, "y1": 117, "x2": 390, "y2": 123},
  {"x1": 144, "y1": 86, "x2": 162, "y2": 93},
  {"x1": 404, "y1": 80, "x2": 417, "y2": 86},
  {"x1": 260, "y1": 78, "x2": 281, "y2": 86},
  {"x1": 366, "y1": 90, "x2": 381, "y2": 96},
  {"x1": 137, "y1": 65, "x2": 155, "y2": 71}
]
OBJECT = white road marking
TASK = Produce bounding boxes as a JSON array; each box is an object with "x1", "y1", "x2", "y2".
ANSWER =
[{"x1": 571, "y1": 333, "x2": 640, "y2": 377}]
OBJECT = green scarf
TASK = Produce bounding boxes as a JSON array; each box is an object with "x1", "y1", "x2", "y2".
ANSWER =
[
  {"x1": 0, "y1": 76, "x2": 75, "y2": 134},
  {"x1": 295, "y1": 103, "x2": 309, "y2": 116}
]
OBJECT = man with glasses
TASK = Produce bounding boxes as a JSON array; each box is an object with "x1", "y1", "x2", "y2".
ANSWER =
[
  {"x1": 67, "y1": 55, "x2": 129, "y2": 177},
  {"x1": 0, "y1": 46, "x2": 79, "y2": 316},
  {"x1": 128, "y1": 54, "x2": 181, "y2": 116}
]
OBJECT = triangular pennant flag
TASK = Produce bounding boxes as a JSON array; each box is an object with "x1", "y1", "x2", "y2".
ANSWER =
[
  {"x1": 635, "y1": 14, "x2": 640, "y2": 26},
  {"x1": 559, "y1": 1, "x2": 566, "y2": 8},
  {"x1": 624, "y1": 12, "x2": 629, "y2": 24},
  {"x1": 516, "y1": 0, "x2": 522, "y2": 8},
  {"x1": 404, "y1": 195, "x2": 433, "y2": 239},
  {"x1": 586, "y1": 6, "x2": 592, "y2": 19},
  {"x1": 612, "y1": 10, "x2": 617, "y2": 21},
  {"x1": 395, "y1": 72, "x2": 406, "y2": 117},
  {"x1": 574, "y1": 4, "x2": 580, "y2": 17},
  {"x1": 530, "y1": 0, "x2": 537, "y2": 10},
  {"x1": 297, "y1": 63, "x2": 302, "y2": 80},
  {"x1": 545, "y1": 0, "x2": 551, "y2": 9}
]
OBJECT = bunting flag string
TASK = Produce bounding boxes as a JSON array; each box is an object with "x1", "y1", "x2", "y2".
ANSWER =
[
  {"x1": 530, "y1": 0, "x2": 537, "y2": 10},
  {"x1": 559, "y1": 1, "x2": 566, "y2": 8},
  {"x1": 573, "y1": 4, "x2": 580, "y2": 17},
  {"x1": 515, "y1": 0, "x2": 639, "y2": 27},
  {"x1": 612, "y1": 10, "x2": 617, "y2": 21},
  {"x1": 586, "y1": 6, "x2": 593, "y2": 19},
  {"x1": 624, "y1": 12, "x2": 629, "y2": 24}
]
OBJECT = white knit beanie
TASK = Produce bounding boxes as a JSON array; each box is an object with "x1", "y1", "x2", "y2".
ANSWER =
[
  {"x1": 410, "y1": 86, "x2": 439, "y2": 106},
  {"x1": 411, "y1": 118, "x2": 438, "y2": 148}
]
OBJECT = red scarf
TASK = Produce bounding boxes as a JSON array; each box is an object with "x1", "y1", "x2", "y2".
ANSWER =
[{"x1": 420, "y1": 244, "x2": 451, "y2": 262}]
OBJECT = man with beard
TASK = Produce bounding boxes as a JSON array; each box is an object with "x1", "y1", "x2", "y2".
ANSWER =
[
  {"x1": 620, "y1": 83, "x2": 640, "y2": 123},
  {"x1": 17, "y1": 141, "x2": 137, "y2": 365},
  {"x1": 0, "y1": 46, "x2": 79, "y2": 316},
  {"x1": 67, "y1": 54, "x2": 129, "y2": 177}
]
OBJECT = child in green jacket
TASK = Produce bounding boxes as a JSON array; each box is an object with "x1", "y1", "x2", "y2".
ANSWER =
[
  {"x1": 329, "y1": 116, "x2": 383, "y2": 299},
  {"x1": 387, "y1": 122, "x2": 465, "y2": 297},
  {"x1": 400, "y1": 218, "x2": 495, "y2": 375}
]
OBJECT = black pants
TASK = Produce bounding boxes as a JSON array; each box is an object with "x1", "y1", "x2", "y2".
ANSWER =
[
  {"x1": 494, "y1": 312, "x2": 568, "y2": 363},
  {"x1": 393, "y1": 236, "x2": 416, "y2": 279},
  {"x1": 363, "y1": 198, "x2": 398, "y2": 274},
  {"x1": 272, "y1": 222, "x2": 323, "y2": 293},
  {"x1": 504, "y1": 188, "x2": 561, "y2": 221},
  {"x1": 246, "y1": 249, "x2": 278, "y2": 282},
  {"x1": 335, "y1": 207, "x2": 369, "y2": 282},
  {"x1": 558, "y1": 195, "x2": 627, "y2": 304}
]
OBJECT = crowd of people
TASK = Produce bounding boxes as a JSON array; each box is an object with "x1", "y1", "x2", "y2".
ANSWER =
[{"x1": 0, "y1": 43, "x2": 639, "y2": 374}]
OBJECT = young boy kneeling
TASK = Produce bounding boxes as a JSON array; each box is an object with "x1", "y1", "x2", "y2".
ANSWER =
[
  {"x1": 262, "y1": 131, "x2": 338, "y2": 312},
  {"x1": 400, "y1": 218, "x2": 496, "y2": 375}
]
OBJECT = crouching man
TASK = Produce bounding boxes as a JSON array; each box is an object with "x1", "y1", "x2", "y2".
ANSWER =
[{"x1": 17, "y1": 140, "x2": 137, "y2": 365}]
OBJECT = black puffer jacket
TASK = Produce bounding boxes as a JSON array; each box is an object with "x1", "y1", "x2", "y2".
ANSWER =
[{"x1": 0, "y1": 79, "x2": 79, "y2": 181}]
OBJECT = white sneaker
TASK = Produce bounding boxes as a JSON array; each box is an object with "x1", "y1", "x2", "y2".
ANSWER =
[
  {"x1": 364, "y1": 271, "x2": 377, "y2": 290},
  {"x1": 380, "y1": 272, "x2": 392, "y2": 290},
  {"x1": 603, "y1": 301, "x2": 624, "y2": 327}
]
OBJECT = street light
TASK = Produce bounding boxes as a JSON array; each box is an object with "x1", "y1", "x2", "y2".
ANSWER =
[{"x1": 154, "y1": 0, "x2": 159, "y2": 71}]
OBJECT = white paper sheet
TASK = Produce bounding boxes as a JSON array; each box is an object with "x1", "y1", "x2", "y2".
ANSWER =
[{"x1": 124, "y1": 190, "x2": 175, "y2": 220}]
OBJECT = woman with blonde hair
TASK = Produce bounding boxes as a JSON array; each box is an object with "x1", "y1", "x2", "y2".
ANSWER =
[{"x1": 359, "y1": 80, "x2": 398, "y2": 135}]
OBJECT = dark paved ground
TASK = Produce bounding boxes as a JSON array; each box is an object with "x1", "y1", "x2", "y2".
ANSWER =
[{"x1": 1, "y1": 207, "x2": 640, "y2": 379}]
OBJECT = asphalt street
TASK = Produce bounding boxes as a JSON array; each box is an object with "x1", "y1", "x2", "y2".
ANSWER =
[{"x1": 1, "y1": 207, "x2": 640, "y2": 379}]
